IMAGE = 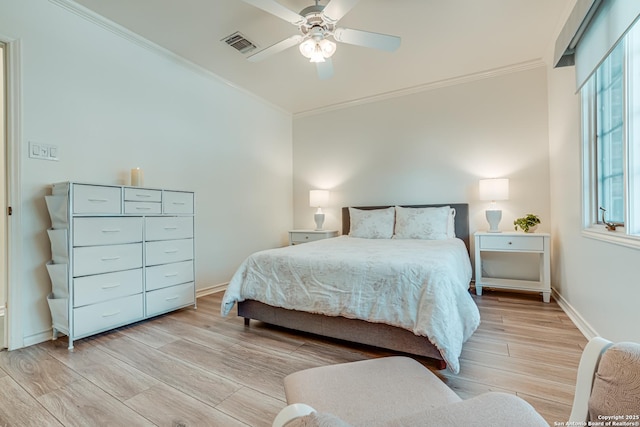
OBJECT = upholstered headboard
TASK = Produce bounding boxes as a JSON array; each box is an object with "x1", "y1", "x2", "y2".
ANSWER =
[{"x1": 341, "y1": 204, "x2": 470, "y2": 254}]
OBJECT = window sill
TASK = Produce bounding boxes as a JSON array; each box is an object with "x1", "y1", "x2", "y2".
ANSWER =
[{"x1": 582, "y1": 227, "x2": 640, "y2": 250}]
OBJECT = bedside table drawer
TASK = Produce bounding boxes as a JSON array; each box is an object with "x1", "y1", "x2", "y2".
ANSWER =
[
  {"x1": 480, "y1": 235, "x2": 544, "y2": 251},
  {"x1": 289, "y1": 230, "x2": 338, "y2": 244},
  {"x1": 291, "y1": 232, "x2": 326, "y2": 243}
]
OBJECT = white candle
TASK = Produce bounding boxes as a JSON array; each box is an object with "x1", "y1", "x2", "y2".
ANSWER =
[{"x1": 131, "y1": 168, "x2": 144, "y2": 186}]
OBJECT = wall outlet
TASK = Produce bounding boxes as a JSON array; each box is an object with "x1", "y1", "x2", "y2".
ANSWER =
[{"x1": 29, "y1": 141, "x2": 59, "y2": 161}]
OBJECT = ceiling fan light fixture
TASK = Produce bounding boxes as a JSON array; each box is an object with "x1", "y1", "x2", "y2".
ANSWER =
[
  {"x1": 299, "y1": 38, "x2": 316, "y2": 58},
  {"x1": 309, "y1": 44, "x2": 326, "y2": 62},
  {"x1": 318, "y1": 38, "x2": 336, "y2": 57},
  {"x1": 299, "y1": 37, "x2": 336, "y2": 63}
]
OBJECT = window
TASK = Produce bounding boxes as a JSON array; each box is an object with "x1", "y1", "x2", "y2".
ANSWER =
[{"x1": 582, "y1": 19, "x2": 640, "y2": 245}]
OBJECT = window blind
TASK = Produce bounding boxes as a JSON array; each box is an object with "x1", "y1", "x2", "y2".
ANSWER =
[
  {"x1": 576, "y1": 0, "x2": 640, "y2": 90},
  {"x1": 553, "y1": 0, "x2": 601, "y2": 68},
  {"x1": 555, "y1": 0, "x2": 640, "y2": 91}
]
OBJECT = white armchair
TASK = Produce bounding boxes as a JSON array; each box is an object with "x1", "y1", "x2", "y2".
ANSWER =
[
  {"x1": 272, "y1": 356, "x2": 546, "y2": 427},
  {"x1": 569, "y1": 337, "x2": 640, "y2": 423},
  {"x1": 273, "y1": 337, "x2": 640, "y2": 427}
]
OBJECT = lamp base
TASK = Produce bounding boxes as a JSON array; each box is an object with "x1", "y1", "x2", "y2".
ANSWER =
[
  {"x1": 314, "y1": 213, "x2": 325, "y2": 231},
  {"x1": 485, "y1": 209, "x2": 502, "y2": 233}
]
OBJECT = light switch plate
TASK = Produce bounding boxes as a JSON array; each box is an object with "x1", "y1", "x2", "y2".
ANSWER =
[{"x1": 29, "y1": 141, "x2": 59, "y2": 161}]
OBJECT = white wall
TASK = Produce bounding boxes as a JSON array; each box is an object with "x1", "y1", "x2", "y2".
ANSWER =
[
  {"x1": 293, "y1": 66, "x2": 551, "y2": 279},
  {"x1": 1, "y1": 0, "x2": 293, "y2": 346},
  {"x1": 546, "y1": 19, "x2": 640, "y2": 341}
]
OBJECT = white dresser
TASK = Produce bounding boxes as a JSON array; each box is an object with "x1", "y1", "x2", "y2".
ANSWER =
[{"x1": 45, "y1": 182, "x2": 196, "y2": 349}]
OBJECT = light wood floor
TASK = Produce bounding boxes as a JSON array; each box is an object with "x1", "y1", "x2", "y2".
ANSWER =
[{"x1": 0, "y1": 290, "x2": 586, "y2": 426}]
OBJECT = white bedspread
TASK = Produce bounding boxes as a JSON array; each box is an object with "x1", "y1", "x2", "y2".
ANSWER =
[{"x1": 221, "y1": 236, "x2": 479, "y2": 373}]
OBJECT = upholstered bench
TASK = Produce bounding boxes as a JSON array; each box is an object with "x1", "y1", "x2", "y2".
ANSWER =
[{"x1": 274, "y1": 356, "x2": 547, "y2": 427}]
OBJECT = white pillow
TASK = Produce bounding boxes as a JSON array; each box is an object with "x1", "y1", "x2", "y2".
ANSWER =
[
  {"x1": 349, "y1": 207, "x2": 395, "y2": 239},
  {"x1": 394, "y1": 205, "x2": 451, "y2": 240}
]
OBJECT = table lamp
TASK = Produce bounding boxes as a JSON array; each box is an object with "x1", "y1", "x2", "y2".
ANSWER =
[
  {"x1": 309, "y1": 190, "x2": 329, "y2": 231},
  {"x1": 479, "y1": 178, "x2": 509, "y2": 233}
]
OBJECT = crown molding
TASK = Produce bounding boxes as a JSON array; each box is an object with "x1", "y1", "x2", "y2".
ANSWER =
[
  {"x1": 293, "y1": 59, "x2": 546, "y2": 118},
  {"x1": 48, "y1": 0, "x2": 291, "y2": 117}
]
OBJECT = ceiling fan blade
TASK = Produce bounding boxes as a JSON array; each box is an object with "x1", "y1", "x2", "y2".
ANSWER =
[
  {"x1": 247, "y1": 35, "x2": 304, "y2": 62},
  {"x1": 333, "y1": 28, "x2": 401, "y2": 52},
  {"x1": 242, "y1": 0, "x2": 305, "y2": 25},
  {"x1": 316, "y1": 58, "x2": 334, "y2": 80},
  {"x1": 322, "y1": 0, "x2": 360, "y2": 22}
]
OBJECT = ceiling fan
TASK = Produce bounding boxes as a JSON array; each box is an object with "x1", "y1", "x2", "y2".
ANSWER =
[{"x1": 242, "y1": 0, "x2": 401, "y2": 79}]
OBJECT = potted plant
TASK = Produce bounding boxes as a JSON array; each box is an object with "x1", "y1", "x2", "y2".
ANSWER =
[{"x1": 514, "y1": 214, "x2": 541, "y2": 233}]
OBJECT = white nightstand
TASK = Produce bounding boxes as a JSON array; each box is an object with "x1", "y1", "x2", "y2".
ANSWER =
[
  {"x1": 474, "y1": 231, "x2": 551, "y2": 303},
  {"x1": 288, "y1": 230, "x2": 339, "y2": 245}
]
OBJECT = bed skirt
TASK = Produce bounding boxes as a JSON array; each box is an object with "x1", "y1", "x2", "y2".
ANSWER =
[{"x1": 238, "y1": 299, "x2": 446, "y2": 369}]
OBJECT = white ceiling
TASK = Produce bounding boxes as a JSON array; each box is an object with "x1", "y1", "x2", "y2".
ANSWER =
[{"x1": 71, "y1": 0, "x2": 571, "y2": 115}]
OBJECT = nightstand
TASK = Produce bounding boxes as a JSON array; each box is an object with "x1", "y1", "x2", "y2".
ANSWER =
[
  {"x1": 288, "y1": 230, "x2": 339, "y2": 245},
  {"x1": 474, "y1": 231, "x2": 551, "y2": 303}
]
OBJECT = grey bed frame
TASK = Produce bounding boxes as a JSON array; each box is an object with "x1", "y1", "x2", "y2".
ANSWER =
[{"x1": 237, "y1": 203, "x2": 470, "y2": 369}]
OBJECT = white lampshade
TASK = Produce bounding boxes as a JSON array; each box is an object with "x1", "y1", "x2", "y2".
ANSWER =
[
  {"x1": 309, "y1": 190, "x2": 330, "y2": 207},
  {"x1": 479, "y1": 178, "x2": 509, "y2": 201}
]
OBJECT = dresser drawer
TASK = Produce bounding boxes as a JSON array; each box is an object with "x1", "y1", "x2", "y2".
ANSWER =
[
  {"x1": 145, "y1": 260, "x2": 194, "y2": 291},
  {"x1": 145, "y1": 217, "x2": 194, "y2": 241},
  {"x1": 73, "y1": 185, "x2": 121, "y2": 214},
  {"x1": 146, "y1": 282, "x2": 194, "y2": 317},
  {"x1": 124, "y1": 187, "x2": 161, "y2": 202},
  {"x1": 74, "y1": 268, "x2": 143, "y2": 307},
  {"x1": 73, "y1": 243, "x2": 143, "y2": 277},
  {"x1": 479, "y1": 235, "x2": 544, "y2": 251},
  {"x1": 145, "y1": 239, "x2": 193, "y2": 266},
  {"x1": 163, "y1": 191, "x2": 194, "y2": 214},
  {"x1": 124, "y1": 201, "x2": 162, "y2": 215},
  {"x1": 73, "y1": 293, "x2": 143, "y2": 337},
  {"x1": 73, "y1": 217, "x2": 143, "y2": 247}
]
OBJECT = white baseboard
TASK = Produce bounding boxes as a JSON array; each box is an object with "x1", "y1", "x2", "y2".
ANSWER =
[
  {"x1": 0, "y1": 314, "x2": 4, "y2": 348},
  {"x1": 551, "y1": 287, "x2": 599, "y2": 340},
  {"x1": 23, "y1": 330, "x2": 53, "y2": 348},
  {"x1": 196, "y1": 282, "x2": 228, "y2": 299}
]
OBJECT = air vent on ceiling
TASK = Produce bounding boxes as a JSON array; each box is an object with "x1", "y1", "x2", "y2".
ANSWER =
[{"x1": 222, "y1": 32, "x2": 257, "y2": 54}]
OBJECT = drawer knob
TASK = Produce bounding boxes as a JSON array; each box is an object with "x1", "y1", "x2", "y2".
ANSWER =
[{"x1": 508, "y1": 241, "x2": 512, "y2": 245}]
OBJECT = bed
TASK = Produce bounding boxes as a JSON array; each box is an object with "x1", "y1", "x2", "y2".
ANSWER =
[{"x1": 221, "y1": 204, "x2": 479, "y2": 373}]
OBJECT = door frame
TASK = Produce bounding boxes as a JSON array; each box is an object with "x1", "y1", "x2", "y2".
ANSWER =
[{"x1": 1, "y1": 34, "x2": 23, "y2": 350}]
